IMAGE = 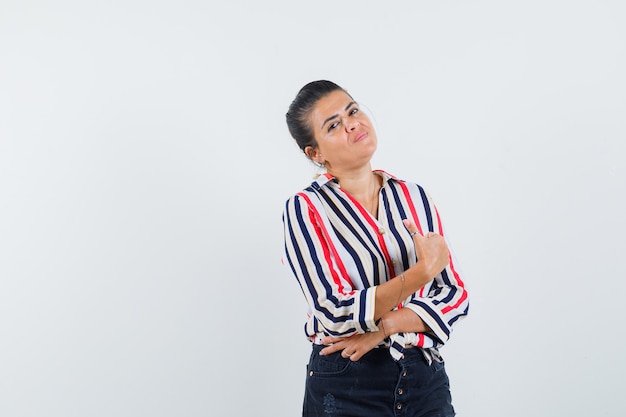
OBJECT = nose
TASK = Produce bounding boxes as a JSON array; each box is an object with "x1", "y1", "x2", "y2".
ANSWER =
[{"x1": 344, "y1": 116, "x2": 359, "y2": 132}]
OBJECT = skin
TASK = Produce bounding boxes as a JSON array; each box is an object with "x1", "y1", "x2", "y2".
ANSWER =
[{"x1": 304, "y1": 90, "x2": 451, "y2": 361}]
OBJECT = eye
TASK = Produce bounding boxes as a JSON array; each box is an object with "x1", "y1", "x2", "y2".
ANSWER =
[
  {"x1": 349, "y1": 107, "x2": 359, "y2": 115},
  {"x1": 328, "y1": 121, "x2": 339, "y2": 132}
]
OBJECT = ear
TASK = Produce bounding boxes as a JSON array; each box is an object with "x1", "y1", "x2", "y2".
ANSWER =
[{"x1": 305, "y1": 146, "x2": 323, "y2": 164}]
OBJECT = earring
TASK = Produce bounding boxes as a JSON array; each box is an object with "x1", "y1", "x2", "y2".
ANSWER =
[{"x1": 312, "y1": 160, "x2": 326, "y2": 179}]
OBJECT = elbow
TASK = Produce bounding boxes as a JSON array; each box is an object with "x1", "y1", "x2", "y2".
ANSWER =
[{"x1": 321, "y1": 313, "x2": 363, "y2": 337}]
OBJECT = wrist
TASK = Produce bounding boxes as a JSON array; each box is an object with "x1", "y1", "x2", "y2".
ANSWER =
[
  {"x1": 380, "y1": 314, "x2": 396, "y2": 335},
  {"x1": 407, "y1": 263, "x2": 431, "y2": 289},
  {"x1": 377, "y1": 317, "x2": 389, "y2": 338}
]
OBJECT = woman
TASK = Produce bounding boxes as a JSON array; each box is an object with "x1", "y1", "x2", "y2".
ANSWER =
[{"x1": 282, "y1": 80, "x2": 469, "y2": 417}]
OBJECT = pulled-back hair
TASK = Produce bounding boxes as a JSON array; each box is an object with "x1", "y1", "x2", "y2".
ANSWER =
[{"x1": 285, "y1": 80, "x2": 350, "y2": 157}]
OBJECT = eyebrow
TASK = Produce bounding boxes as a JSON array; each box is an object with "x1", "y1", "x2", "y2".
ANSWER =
[{"x1": 320, "y1": 101, "x2": 357, "y2": 129}]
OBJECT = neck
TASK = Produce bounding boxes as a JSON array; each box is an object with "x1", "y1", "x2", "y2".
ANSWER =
[
  {"x1": 328, "y1": 165, "x2": 382, "y2": 218},
  {"x1": 327, "y1": 164, "x2": 378, "y2": 196}
]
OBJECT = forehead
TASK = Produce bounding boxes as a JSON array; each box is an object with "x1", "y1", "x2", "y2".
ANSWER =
[{"x1": 310, "y1": 90, "x2": 354, "y2": 123}]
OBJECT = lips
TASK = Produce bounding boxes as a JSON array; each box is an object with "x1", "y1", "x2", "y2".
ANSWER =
[{"x1": 353, "y1": 131, "x2": 369, "y2": 143}]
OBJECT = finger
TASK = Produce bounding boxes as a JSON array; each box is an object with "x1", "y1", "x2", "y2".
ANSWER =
[
  {"x1": 321, "y1": 335, "x2": 345, "y2": 345},
  {"x1": 319, "y1": 343, "x2": 344, "y2": 356},
  {"x1": 402, "y1": 218, "x2": 422, "y2": 239},
  {"x1": 341, "y1": 350, "x2": 354, "y2": 359}
]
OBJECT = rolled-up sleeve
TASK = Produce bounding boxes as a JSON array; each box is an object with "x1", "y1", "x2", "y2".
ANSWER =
[
  {"x1": 283, "y1": 194, "x2": 378, "y2": 337},
  {"x1": 405, "y1": 202, "x2": 469, "y2": 347}
]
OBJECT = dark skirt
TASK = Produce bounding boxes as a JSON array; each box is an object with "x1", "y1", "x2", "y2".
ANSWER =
[{"x1": 303, "y1": 344, "x2": 455, "y2": 417}]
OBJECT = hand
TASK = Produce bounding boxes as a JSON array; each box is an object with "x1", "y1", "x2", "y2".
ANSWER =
[
  {"x1": 319, "y1": 331, "x2": 387, "y2": 362},
  {"x1": 403, "y1": 219, "x2": 449, "y2": 279}
]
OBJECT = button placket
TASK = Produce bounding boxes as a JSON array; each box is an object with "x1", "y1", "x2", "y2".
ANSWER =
[{"x1": 394, "y1": 365, "x2": 407, "y2": 415}]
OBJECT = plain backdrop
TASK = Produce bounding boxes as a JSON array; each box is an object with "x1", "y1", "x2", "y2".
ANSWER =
[{"x1": 1, "y1": 1, "x2": 625, "y2": 416}]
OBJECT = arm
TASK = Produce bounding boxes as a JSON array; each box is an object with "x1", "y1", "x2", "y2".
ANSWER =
[
  {"x1": 373, "y1": 219, "x2": 450, "y2": 320},
  {"x1": 402, "y1": 198, "x2": 469, "y2": 347},
  {"x1": 283, "y1": 193, "x2": 373, "y2": 337},
  {"x1": 380, "y1": 308, "x2": 430, "y2": 334},
  {"x1": 379, "y1": 217, "x2": 469, "y2": 347},
  {"x1": 320, "y1": 193, "x2": 469, "y2": 358},
  {"x1": 283, "y1": 194, "x2": 450, "y2": 338},
  {"x1": 319, "y1": 242, "x2": 467, "y2": 360},
  {"x1": 318, "y1": 308, "x2": 429, "y2": 361}
]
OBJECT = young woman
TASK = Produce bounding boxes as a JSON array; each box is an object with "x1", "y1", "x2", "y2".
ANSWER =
[{"x1": 282, "y1": 80, "x2": 469, "y2": 417}]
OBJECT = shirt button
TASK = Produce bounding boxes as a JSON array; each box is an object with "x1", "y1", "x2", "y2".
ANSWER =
[
  {"x1": 378, "y1": 227, "x2": 385, "y2": 234},
  {"x1": 396, "y1": 403, "x2": 403, "y2": 410},
  {"x1": 309, "y1": 371, "x2": 314, "y2": 377},
  {"x1": 391, "y1": 260, "x2": 397, "y2": 266},
  {"x1": 398, "y1": 388, "x2": 403, "y2": 395},
  {"x1": 402, "y1": 371, "x2": 407, "y2": 377}
]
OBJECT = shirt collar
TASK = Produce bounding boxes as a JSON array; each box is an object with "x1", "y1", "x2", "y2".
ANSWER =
[{"x1": 312, "y1": 170, "x2": 402, "y2": 190}]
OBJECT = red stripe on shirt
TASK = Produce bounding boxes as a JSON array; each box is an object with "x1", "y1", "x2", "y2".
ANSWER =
[
  {"x1": 298, "y1": 192, "x2": 354, "y2": 294},
  {"x1": 398, "y1": 182, "x2": 423, "y2": 235},
  {"x1": 399, "y1": 182, "x2": 426, "y2": 297},
  {"x1": 441, "y1": 256, "x2": 468, "y2": 314},
  {"x1": 410, "y1": 332, "x2": 424, "y2": 347},
  {"x1": 434, "y1": 206, "x2": 467, "y2": 314},
  {"x1": 339, "y1": 189, "x2": 395, "y2": 277}
]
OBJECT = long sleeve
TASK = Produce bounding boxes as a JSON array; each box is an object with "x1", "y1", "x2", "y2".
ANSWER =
[
  {"x1": 282, "y1": 192, "x2": 379, "y2": 337},
  {"x1": 403, "y1": 198, "x2": 469, "y2": 348},
  {"x1": 282, "y1": 172, "x2": 469, "y2": 357}
]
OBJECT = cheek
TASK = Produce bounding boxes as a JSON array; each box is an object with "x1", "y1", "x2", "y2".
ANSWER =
[{"x1": 315, "y1": 135, "x2": 339, "y2": 153}]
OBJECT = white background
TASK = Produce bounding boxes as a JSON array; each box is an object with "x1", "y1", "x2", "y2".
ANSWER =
[{"x1": 1, "y1": 1, "x2": 625, "y2": 416}]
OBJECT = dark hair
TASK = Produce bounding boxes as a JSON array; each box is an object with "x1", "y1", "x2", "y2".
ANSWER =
[{"x1": 285, "y1": 80, "x2": 350, "y2": 157}]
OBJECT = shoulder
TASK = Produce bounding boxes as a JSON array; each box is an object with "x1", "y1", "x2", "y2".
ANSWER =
[
  {"x1": 283, "y1": 185, "x2": 322, "y2": 216},
  {"x1": 283, "y1": 173, "x2": 337, "y2": 206},
  {"x1": 284, "y1": 185, "x2": 317, "y2": 204}
]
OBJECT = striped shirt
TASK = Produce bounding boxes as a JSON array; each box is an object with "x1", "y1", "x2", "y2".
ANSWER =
[{"x1": 282, "y1": 170, "x2": 469, "y2": 362}]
